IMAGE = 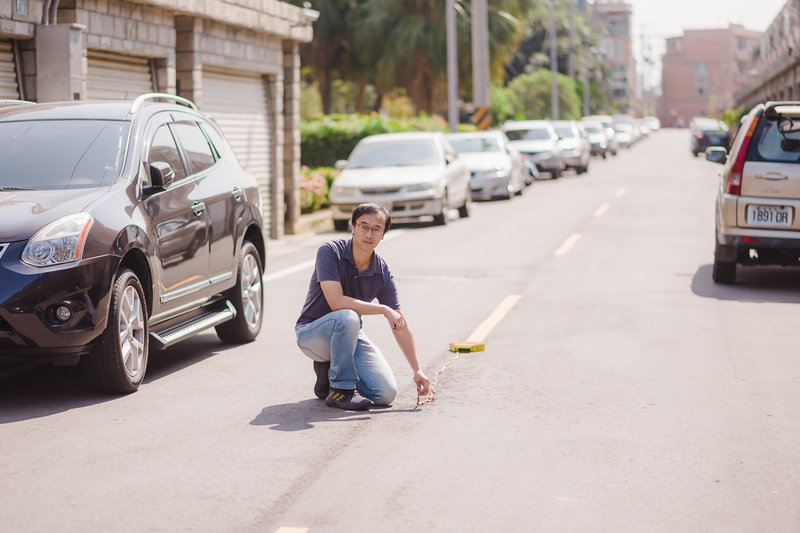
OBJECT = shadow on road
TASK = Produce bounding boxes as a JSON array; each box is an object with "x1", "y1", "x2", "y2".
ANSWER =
[
  {"x1": 250, "y1": 400, "x2": 419, "y2": 431},
  {"x1": 692, "y1": 264, "x2": 800, "y2": 303},
  {"x1": 0, "y1": 334, "x2": 228, "y2": 424}
]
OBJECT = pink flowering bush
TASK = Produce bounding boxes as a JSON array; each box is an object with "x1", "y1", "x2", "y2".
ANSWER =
[{"x1": 299, "y1": 166, "x2": 339, "y2": 214}]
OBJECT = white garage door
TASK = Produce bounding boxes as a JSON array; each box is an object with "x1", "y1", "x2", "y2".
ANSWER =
[
  {"x1": 87, "y1": 51, "x2": 153, "y2": 101},
  {"x1": 0, "y1": 40, "x2": 20, "y2": 99},
  {"x1": 201, "y1": 70, "x2": 272, "y2": 236}
]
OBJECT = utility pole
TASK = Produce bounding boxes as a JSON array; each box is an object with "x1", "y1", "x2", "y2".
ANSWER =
[
  {"x1": 471, "y1": 0, "x2": 490, "y2": 129},
  {"x1": 545, "y1": 0, "x2": 559, "y2": 120},
  {"x1": 446, "y1": 0, "x2": 458, "y2": 132}
]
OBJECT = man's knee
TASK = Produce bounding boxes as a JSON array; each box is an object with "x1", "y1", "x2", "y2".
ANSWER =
[
  {"x1": 371, "y1": 382, "x2": 398, "y2": 406},
  {"x1": 332, "y1": 309, "x2": 360, "y2": 335}
]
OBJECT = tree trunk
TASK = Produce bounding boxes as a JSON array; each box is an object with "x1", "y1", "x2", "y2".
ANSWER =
[{"x1": 318, "y1": 69, "x2": 332, "y2": 115}]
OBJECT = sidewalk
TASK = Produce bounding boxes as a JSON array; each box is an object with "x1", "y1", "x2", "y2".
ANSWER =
[{"x1": 268, "y1": 208, "x2": 335, "y2": 260}]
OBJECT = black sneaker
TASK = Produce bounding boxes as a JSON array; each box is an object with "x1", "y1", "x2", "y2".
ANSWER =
[
  {"x1": 325, "y1": 388, "x2": 373, "y2": 410},
  {"x1": 313, "y1": 361, "x2": 330, "y2": 400}
]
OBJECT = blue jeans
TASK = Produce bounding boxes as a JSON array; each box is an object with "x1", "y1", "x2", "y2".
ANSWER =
[{"x1": 295, "y1": 309, "x2": 398, "y2": 405}]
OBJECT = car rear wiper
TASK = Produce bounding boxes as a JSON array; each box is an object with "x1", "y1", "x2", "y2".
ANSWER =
[{"x1": 0, "y1": 187, "x2": 34, "y2": 191}]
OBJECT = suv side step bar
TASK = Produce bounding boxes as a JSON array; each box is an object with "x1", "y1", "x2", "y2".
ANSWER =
[{"x1": 149, "y1": 301, "x2": 236, "y2": 350}]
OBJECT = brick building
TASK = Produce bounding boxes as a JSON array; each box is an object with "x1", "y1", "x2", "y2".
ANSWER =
[
  {"x1": 736, "y1": 1, "x2": 800, "y2": 108},
  {"x1": 0, "y1": 0, "x2": 315, "y2": 238},
  {"x1": 660, "y1": 24, "x2": 761, "y2": 127},
  {"x1": 592, "y1": 0, "x2": 636, "y2": 114}
]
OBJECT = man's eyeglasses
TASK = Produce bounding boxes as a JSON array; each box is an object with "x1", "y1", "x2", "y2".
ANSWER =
[{"x1": 355, "y1": 222, "x2": 384, "y2": 236}]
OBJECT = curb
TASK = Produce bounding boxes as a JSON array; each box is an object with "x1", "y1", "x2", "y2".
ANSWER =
[{"x1": 294, "y1": 208, "x2": 333, "y2": 234}]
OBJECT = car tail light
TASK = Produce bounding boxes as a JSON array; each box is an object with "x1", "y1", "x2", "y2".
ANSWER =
[{"x1": 726, "y1": 115, "x2": 760, "y2": 196}]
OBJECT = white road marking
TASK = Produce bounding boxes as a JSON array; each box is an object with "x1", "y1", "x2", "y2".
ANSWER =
[
  {"x1": 466, "y1": 294, "x2": 522, "y2": 343},
  {"x1": 593, "y1": 203, "x2": 610, "y2": 217},
  {"x1": 264, "y1": 259, "x2": 314, "y2": 282},
  {"x1": 615, "y1": 187, "x2": 626, "y2": 197},
  {"x1": 554, "y1": 233, "x2": 581, "y2": 256}
]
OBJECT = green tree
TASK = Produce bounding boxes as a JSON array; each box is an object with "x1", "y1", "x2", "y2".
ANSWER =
[{"x1": 507, "y1": 69, "x2": 581, "y2": 120}]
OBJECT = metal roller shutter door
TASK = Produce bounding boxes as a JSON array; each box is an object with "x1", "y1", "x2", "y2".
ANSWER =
[
  {"x1": 0, "y1": 40, "x2": 20, "y2": 99},
  {"x1": 201, "y1": 70, "x2": 272, "y2": 236},
  {"x1": 87, "y1": 51, "x2": 153, "y2": 101}
]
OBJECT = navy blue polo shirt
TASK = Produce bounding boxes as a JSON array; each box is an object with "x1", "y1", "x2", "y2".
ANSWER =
[{"x1": 296, "y1": 238, "x2": 400, "y2": 327}]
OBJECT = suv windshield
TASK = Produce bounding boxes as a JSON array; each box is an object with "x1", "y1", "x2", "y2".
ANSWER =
[
  {"x1": 349, "y1": 139, "x2": 438, "y2": 168},
  {"x1": 505, "y1": 128, "x2": 550, "y2": 141},
  {"x1": 752, "y1": 117, "x2": 800, "y2": 162},
  {"x1": 0, "y1": 120, "x2": 129, "y2": 189},
  {"x1": 449, "y1": 137, "x2": 501, "y2": 153}
]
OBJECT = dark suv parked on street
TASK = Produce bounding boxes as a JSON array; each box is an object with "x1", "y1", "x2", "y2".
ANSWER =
[{"x1": 0, "y1": 94, "x2": 265, "y2": 392}]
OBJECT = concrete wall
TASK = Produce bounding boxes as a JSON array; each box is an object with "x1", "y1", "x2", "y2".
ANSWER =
[{"x1": 0, "y1": 0, "x2": 313, "y2": 238}]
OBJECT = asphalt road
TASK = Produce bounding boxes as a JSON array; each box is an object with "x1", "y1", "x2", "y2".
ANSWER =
[{"x1": 4, "y1": 129, "x2": 800, "y2": 532}]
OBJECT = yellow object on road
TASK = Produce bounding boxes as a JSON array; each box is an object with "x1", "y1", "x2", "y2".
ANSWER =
[{"x1": 448, "y1": 341, "x2": 485, "y2": 353}]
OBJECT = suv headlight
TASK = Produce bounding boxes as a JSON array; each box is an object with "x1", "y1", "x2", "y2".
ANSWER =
[
  {"x1": 330, "y1": 186, "x2": 359, "y2": 196},
  {"x1": 21, "y1": 213, "x2": 94, "y2": 267},
  {"x1": 407, "y1": 182, "x2": 437, "y2": 193}
]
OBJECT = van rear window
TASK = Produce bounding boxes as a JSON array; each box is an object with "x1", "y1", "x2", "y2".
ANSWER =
[{"x1": 750, "y1": 117, "x2": 800, "y2": 162}]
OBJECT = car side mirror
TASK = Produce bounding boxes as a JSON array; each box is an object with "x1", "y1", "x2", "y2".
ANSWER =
[
  {"x1": 704, "y1": 147, "x2": 727, "y2": 165},
  {"x1": 334, "y1": 159, "x2": 348, "y2": 170},
  {"x1": 149, "y1": 161, "x2": 175, "y2": 188}
]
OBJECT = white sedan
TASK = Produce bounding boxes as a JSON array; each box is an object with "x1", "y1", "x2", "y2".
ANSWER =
[
  {"x1": 446, "y1": 130, "x2": 527, "y2": 200},
  {"x1": 330, "y1": 132, "x2": 471, "y2": 229}
]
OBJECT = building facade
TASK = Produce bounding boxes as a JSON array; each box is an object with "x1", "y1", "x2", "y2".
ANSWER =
[
  {"x1": 592, "y1": 0, "x2": 636, "y2": 114},
  {"x1": 735, "y1": 1, "x2": 800, "y2": 109},
  {"x1": 660, "y1": 25, "x2": 761, "y2": 127},
  {"x1": 0, "y1": 0, "x2": 314, "y2": 239}
]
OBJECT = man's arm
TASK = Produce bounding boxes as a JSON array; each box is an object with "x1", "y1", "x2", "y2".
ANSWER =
[
  {"x1": 320, "y1": 280, "x2": 406, "y2": 328},
  {"x1": 390, "y1": 310, "x2": 430, "y2": 395}
]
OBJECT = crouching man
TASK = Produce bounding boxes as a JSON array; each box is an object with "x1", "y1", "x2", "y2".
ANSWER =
[{"x1": 295, "y1": 203, "x2": 430, "y2": 410}]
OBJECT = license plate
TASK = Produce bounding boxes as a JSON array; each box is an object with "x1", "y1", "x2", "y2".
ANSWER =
[{"x1": 746, "y1": 205, "x2": 793, "y2": 227}]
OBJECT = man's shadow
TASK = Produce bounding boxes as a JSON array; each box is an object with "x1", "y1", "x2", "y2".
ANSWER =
[{"x1": 250, "y1": 399, "x2": 418, "y2": 431}]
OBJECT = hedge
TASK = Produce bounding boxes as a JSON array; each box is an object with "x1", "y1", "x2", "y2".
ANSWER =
[{"x1": 300, "y1": 113, "x2": 449, "y2": 168}]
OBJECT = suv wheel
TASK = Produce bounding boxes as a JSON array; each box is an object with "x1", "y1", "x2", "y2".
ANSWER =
[
  {"x1": 216, "y1": 241, "x2": 264, "y2": 343},
  {"x1": 458, "y1": 191, "x2": 472, "y2": 217},
  {"x1": 433, "y1": 191, "x2": 449, "y2": 225},
  {"x1": 712, "y1": 241, "x2": 737, "y2": 284},
  {"x1": 83, "y1": 268, "x2": 148, "y2": 394}
]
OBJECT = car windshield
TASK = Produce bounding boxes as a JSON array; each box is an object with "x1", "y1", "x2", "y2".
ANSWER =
[
  {"x1": 348, "y1": 139, "x2": 439, "y2": 168},
  {"x1": 694, "y1": 119, "x2": 726, "y2": 133},
  {"x1": 584, "y1": 124, "x2": 603, "y2": 134},
  {"x1": 753, "y1": 118, "x2": 800, "y2": 162},
  {"x1": 553, "y1": 126, "x2": 575, "y2": 138},
  {"x1": 448, "y1": 137, "x2": 501, "y2": 153},
  {"x1": 0, "y1": 120, "x2": 129, "y2": 189},
  {"x1": 504, "y1": 128, "x2": 550, "y2": 141}
]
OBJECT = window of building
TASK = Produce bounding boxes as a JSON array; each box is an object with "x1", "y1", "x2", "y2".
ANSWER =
[{"x1": 694, "y1": 62, "x2": 709, "y2": 99}]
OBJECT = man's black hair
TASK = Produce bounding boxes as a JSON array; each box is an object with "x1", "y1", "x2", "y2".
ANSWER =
[{"x1": 351, "y1": 203, "x2": 391, "y2": 233}]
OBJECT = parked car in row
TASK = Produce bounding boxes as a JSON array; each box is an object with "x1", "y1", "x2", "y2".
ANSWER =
[
  {"x1": 705, "y1": 101, "x2": 800, "y2": 283},
  {"x1": 582, "y1": 119, "x2": 610, "y2": 158},
  {"x1": 690, "y1": 116, "x2": 730, "y2": 156},
  {"x1": 446, "y1": 130, "x2": 526, "y2": 200},
  {"x1": 0, "y1": 94, "x2": 266, "y2": 393},
  {"x1": 583, "y1": 114, "x2": 619, "y2": 156},
  {"x1": 502, "y1": 120, "x2": 564, "y2": 179},
  {"x1": 552, "y1": 120, "x2": 591, "y2": 174},
  {"x1": 329, "y1": 132, "x2": 471, "y2": 228}
]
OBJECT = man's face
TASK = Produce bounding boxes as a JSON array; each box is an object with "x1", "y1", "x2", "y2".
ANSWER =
[{"x1": 352, "y1": 212, "x2": 387, "y2": 249}]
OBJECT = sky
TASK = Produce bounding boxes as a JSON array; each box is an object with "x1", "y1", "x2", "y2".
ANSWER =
[{"x1": 627, "y1": 0, "x2": 789, "y2": 90}]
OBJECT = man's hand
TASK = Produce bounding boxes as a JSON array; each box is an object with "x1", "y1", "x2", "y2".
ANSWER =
[
  {"x1": 383, "y1": 306, "x2": 406, "y2": 330},
  {"x1": 414, "y1": 369, "x2": 430, "y2": 396}
]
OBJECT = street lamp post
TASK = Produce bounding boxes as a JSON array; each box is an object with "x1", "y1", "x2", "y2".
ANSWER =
[{"x1": 446, "y1": 0, "x2": 458, "y2": 132}]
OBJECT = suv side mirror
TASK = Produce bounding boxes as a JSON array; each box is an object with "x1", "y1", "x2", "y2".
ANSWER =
[
  {"x1": 705, "y1": 147, "x2": 727, "y2": 165},
  {"x1": 334, "y1": 159, "x2": 348, "y2": 170},
  {"x1": 149, "y1": 161, "x2": 175, "y2": 189}
]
